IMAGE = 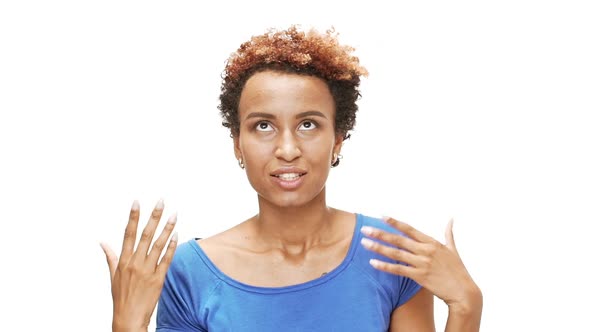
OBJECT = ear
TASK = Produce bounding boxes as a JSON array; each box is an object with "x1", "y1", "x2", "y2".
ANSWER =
[{"x1": 333, "y1": 134, "x2": 344, "y2": 155}]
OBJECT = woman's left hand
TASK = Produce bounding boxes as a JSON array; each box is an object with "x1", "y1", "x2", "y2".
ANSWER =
[{"x1": 360, "y1": 217, "x2": 482, "y2": 312}]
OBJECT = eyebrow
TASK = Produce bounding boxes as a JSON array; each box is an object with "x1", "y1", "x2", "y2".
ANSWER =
[
  {"x1": 296, "y1": 111, "x2": 327, "y2": 119},
  {"x1": 245, "y1": 110, "x2": 328, "y2": 120}
]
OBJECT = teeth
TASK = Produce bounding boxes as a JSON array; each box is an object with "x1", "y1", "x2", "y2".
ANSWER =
[{"x1": 277, "y1": 173, "x2": 301, "y2": 181}]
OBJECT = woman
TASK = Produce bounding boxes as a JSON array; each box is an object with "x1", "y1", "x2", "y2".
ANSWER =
[{"x1": 101, "y1": 26, "x2": 483, "y2": 331}]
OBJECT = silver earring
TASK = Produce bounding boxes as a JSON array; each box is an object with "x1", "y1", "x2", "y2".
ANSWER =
[
  {"x1": 238, "y1": 158, "x2": 245, "y2": 169},
  {"x1": 331, "y1": 153, "x2": 342, "y2": 167}
]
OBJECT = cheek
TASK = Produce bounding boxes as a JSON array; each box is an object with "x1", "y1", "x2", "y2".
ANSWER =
[
  {"x1": 241, "y1": 138, "x2": 272, "y2": 166},
  {"x1": 305, "y1": 138, "x2": 335, "y2": 165}
]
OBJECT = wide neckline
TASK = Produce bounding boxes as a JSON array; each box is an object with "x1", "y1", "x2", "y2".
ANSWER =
[{"x1": 189, "y1": 213, "x2": 363, "y2": 294}]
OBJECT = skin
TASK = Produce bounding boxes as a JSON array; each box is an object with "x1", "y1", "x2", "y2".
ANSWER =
[
  {"x1": 100, "y1": 200, "x2": 178, "y2": 332},
  {"x1": 199, "y1": 71, "x2": 353, "y2": 286},
  {"x1": 363, "y1": 218, "x2": 483, "y2": 331},
  {"x1": 101, "y1": 70, "x2": 482, "y2": 331}
]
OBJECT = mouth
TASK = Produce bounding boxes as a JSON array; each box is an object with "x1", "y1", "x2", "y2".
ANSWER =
[
  {"x1": 270, "y1": 170, "x2": 308, "y2": 190},
  {"x1": 271, "y1": 172, "x2": 306, "y2": 181}
]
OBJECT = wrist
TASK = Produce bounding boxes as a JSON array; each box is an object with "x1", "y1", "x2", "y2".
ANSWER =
[{"x1": 448, "y1": 284, "x2": 483, "y2": 316}]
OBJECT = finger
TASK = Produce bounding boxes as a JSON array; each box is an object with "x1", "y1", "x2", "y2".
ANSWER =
[
  {"x1": 146, "y1": 213, "x2": 177, "y2": 266},
  {"x1": 120, "y1": 200, "x2": 140, "y2": 264},
  {"x1": 99, "y1": 242, "x2": 119, "y2": 281},
  {"x1": 369, "y1": 259, "x2": 414, "y2": 278},
  {"x1": 445, "y1": 218, "x2": 457, "y2": 252},
  {"x1": 361, "y1": 238, "x2": 422, "y2": 267},
  {"x1": 382, "y1": 216, "x2": 436, "y2": 243},
  {"x1": 156, "y1": 232, "x2": 179, "y2": 278},
  {"x1": 360, "y1": 226, "x2": 422, "y2": 254},
  {"x1": 135, "y1": 199, "x2": 165, "y2": 257}
]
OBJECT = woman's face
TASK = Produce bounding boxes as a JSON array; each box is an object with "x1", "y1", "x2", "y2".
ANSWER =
[{"x1": 234, "y1": 71, "x2": 343, "y2": 208}]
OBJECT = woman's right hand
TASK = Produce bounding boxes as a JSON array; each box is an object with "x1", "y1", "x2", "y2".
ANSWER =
[{"x1": 100, "y1": 200, "x2": 178, "y2": 332}]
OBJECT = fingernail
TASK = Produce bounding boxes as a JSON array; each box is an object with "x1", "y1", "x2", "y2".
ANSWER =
[
  {"x1": 156, "y1": 199, "x2": 164, "y2": 210},
  {"x1": 369, "y1": 259, "x2": 382, "y2": 268},
  {"x1": 131, "y1": 200, "x2": 139, "y2": 210},
  {"x1": 361, "y1": 238, "x2": 374, "y2": 248},
  {"x1": 167, "y1": 213, "x2": 178, "y2": 225},
  {"x1": 360, "y1": 226, "x2": 375, "y2": 236},
  {"x1": 171, "y1": 232, "x2": 178, "y2": 242}
]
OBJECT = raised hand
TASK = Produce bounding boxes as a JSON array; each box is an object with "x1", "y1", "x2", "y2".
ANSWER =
[
  {"x1": 100, "y1": 200, "x2": 178, "y2": 332},
  {"x1": 360, "y1": 217, "x2": 482, "y2": 313}
]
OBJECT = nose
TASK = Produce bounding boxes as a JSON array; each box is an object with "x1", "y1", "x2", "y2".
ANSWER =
[{"x1": 274, "y1": 130, "x2": 301, "y2": 162}]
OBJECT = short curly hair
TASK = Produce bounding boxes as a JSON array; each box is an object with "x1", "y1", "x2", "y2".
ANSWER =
[{"x1": 218, "y1": 25, "x2": 368, "y2": 142}]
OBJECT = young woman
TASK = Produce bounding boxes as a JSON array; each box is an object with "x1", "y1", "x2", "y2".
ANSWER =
[{"x1": 101, "y1": 26, "x2": 483, "y2": 332}]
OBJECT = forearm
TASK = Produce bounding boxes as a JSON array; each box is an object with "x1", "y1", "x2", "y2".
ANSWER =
[{"x1": 444, "y1": 286, "x2": 483, "y2": 332}]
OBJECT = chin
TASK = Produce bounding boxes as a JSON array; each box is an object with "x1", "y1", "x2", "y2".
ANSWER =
[
  {"x1": 260, "y1": 193, "x2": 310, "y2": 208},
  {"x1": 259, "y1": 185, "x2": 326, "y2": 209},
  {"x1": 250, "y1": 175, "x2": 327, "y2": 208}
]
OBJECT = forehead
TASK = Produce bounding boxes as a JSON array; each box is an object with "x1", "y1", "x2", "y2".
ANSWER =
[{"x1": 238, "y1": 71, "x2": 335, "y2": 118}]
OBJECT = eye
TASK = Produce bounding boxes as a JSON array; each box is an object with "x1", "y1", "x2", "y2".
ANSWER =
[
  {"x1": 255, "y1": 121, "x2": 273, "y2": 132},
  {"x1": 299, "y1": 120, "x2": 317, "y2": 131}
]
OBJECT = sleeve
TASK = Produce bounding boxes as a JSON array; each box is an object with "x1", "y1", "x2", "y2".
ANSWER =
[
  {"x1": 380, "y1": 219, "x2": 423, "y2": 308},
  {"x1": 394, "y1": 275, "x2": 422, "y2": 308},
  {"x1": 156, "y1": 245, "x2": 207, "y2": 331}
]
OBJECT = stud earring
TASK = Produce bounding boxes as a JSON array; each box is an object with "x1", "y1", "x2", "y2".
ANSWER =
[{"x1": 238, "y1": 158, "x2": 245, "y2": 169}]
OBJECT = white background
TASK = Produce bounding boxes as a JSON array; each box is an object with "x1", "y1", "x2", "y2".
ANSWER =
[{"x1": 1, "y1": 1, "x2": 589, "y2": 331}]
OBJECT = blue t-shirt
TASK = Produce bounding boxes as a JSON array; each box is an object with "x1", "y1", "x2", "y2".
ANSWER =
[{"x1": 156, "y1": 214, "x2": 422, "y2": 331}]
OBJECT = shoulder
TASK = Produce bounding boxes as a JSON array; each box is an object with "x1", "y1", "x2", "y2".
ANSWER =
[
  {"x1": 167, "y1": 219, "x2": 253, "y2": 286},
  {"x1": 357, "y1": 213, "x2": 407, "y2": 236},
  {"x1": 351, "y1": 213, "x2": 422, "y2": 308},
  {"x1": 164, "y1": 240, "x2": 220, "y2": 297},
  {"x1": 158, "y1": 239, "x2": 222, "y2": 329},
  {"x1": 168, "y1": 239, "x2": 201, "y2": 269},
  {"x1": 166, "y1": 239, "x2": 221, "y2": 289},
  {"x1": 193, "y1": 220, "x2": 251, "y2": 272}
]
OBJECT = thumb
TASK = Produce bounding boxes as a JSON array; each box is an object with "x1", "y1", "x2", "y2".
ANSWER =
[
  {"x1": 445, "y1": 218, "x2": 457, "y2": 252},
  {"x1": 99, "y1": 242, "x2": 118, "y2": 281}
]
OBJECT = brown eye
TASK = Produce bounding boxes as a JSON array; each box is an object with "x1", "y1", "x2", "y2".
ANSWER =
[
  {"x1": 299, "y1": 121, "x2": 317, "y2": 131},
  {"x1": 255, "y1": 121, "x2": 273, "y2": 132}
]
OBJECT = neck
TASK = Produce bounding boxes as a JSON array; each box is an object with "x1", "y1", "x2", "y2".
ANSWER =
[{"x1": 253, "y1": 189, "x2": 335, "y2": 250}]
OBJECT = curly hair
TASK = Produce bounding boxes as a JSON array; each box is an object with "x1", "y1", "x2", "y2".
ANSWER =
[{"x1": 218, "y1": 26, "x2": 368, "y2": 143}]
